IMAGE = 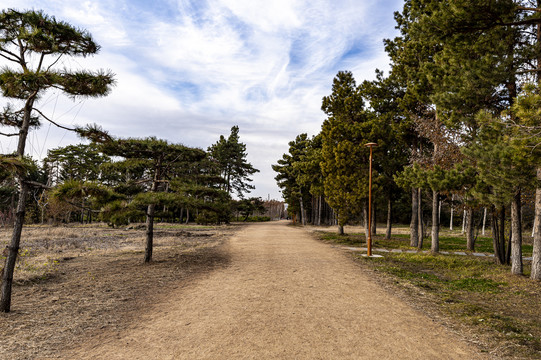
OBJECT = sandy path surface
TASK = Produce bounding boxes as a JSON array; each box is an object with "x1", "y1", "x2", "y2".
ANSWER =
[{"x1": 64, "y1": 221, "x2": 484, "y2": 359}]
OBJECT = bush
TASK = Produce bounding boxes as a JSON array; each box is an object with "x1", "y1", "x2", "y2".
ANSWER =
[
  {"x1": 243, "y1": 216, "x2": 271, "y2": 222},
  {"x1": 196, "y1": 210, "x2": 219, "y2": 225}
]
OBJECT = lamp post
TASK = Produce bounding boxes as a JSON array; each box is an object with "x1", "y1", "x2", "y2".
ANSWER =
[{"x1": 365, "y1": 142, "x2": 377, "y2": 257}]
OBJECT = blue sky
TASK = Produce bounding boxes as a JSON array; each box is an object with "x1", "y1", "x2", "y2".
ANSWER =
[{"x1": 0, "y1": 0, "x2": 403, "y2": 200}]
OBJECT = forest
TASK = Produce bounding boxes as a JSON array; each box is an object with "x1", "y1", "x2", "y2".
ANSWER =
[{"x1": 273, "y1": 0, "x2": 541, "y2": 281}]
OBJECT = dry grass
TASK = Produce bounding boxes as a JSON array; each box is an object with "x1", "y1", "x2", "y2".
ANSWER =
[{"x1": 0, "y1": 222, "x2": 239, "y2": 360}]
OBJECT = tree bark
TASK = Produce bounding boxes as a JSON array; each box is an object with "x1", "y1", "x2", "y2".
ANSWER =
[
  {"x1": 0, "y1": 183, "x2": 27, "y2": 312},
  {"x1": 317, "y1": 196, "x2": 322, "y2": 226},
  {"x1": 450, "y1": 194, "x2": 454, "y2": 231},
  {"x1": 491, "y1": 206, "x2": 507, "y2": 265},
  {"x1": 510, "y1": 191, "x2": 523, "y2": 275},
  {"x1": 431, "y1": 190, "x2": 439, "y2": 253},
  {"x1": 532, "y1": 169, "x2": 541, "y2": 280},
  {"x1": 410, "y1": 188, "x2": 419, "y2": 247},
  {"x1": 417, "y1": 188, "x2": 424, "y2": 249},
  {"x1": 299, "y1": 191, "x2": 305, "y2": 226},
  {"x1": 466, "y1": 208, "x2": 475, "y2": 251},
  {"x1": 1, "y1": 94, "x2": 36, "y2": 312},
  {"x1": 482, "y1": 207, "x2": 487, "y2": 236},
  {"x1": 144, "y1": 203, "x2": 155, "y2": 263},
  {"x1": 532, "y1": 16, "x2": 541, "y2": 279},
  {"x1": 144, "y1": 158, "x2": 162, "y2": 263},
  {"x1": 385, "y1": 197, "x2": 392, "y2": 240}
]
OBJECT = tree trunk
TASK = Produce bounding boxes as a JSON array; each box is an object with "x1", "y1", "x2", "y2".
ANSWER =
[
  {"x1": 418, "y1": 188, "x2": 424, "y2": 249},
  {"x1": 510, "y1": 191, "x2": 523, "y2": 275},
  {"x1": 450, "y1": 194, "x2": 454, "y2": 231},
  {"x1": 144, "y1": 159, "x2": 162, "y2": 263},
  {"x1": 462, "y1": 209, "x2": 466, "y2": 234},
  {"x1": 410, "y1": 188, "x2": 419, "y2": 247},
  {"x1": 338, "y1": 224, "x2": 344, "y2": 235},
  {"x1": 317, "y1": 196, "x2": 322, "y2": 226},
  {"x1": 482, "y1": 207, "x2": 487, "y2": 236},
  {"x1": 0, "y1": 183, "x2": 27, "y2": 312},
  {"x1": 385, "y1": 197, "x2": 392, "y2": 240},
  {"x1": 466, "y1": 208, "x2": 475, "y2": 251},
  {"x1": 431, "y1": 190, "x2": 439, "y2": 253},
  {"x1": 532, "y1": 168, "x2": 541, "y2": 280},
  {"x1": 491, "y1": 206, "x2": 507, "y2": 265},
  {"x1": 80, "y1": 198, "x2": 85, "y2": 224},
  {"x1": 144, "y1": 203, "x2": 155, "y2": 263},
  {"x1": 1, "y1": 95, "x2": 35, "y2": 312},
  {"x1": 299, "y1": 192, "x2": 305, "y2": 226}
]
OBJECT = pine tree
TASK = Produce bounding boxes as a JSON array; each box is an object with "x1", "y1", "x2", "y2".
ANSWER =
[
  {"x1": 360, "y1": 71, "x2": 412, "y2": 239},
  {"x1": 100, "y1": 137, "x2": 206, "y2": 262},
  {"x1": 272, "y1": 134, "x2": 311, "y2": 225},
  {"x1": 320, "y1": 71, "x2": 377, "y2": 234},
  {"x1": 208, "y1": 126, "x2": 259, "y2": 198},
  {"x1": 0, "y1": 9, "x2": 114, "y2": 312}
]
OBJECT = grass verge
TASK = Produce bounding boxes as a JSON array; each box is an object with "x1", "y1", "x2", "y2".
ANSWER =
[{"x1": 317, "y1": 231, "x2": 541, "y2": 359}]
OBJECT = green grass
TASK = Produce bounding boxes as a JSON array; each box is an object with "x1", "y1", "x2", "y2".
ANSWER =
[
  {"x1": 319, "y1": 230, "x2": 533, "y2": 256},
  {"x1": 317, "y1": 231, "x2": 541, "y2": 358}
]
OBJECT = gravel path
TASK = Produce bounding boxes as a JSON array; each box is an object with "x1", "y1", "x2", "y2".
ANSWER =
[{"x1": 65, "y1": 221, "x2": 485, "y2": 359}]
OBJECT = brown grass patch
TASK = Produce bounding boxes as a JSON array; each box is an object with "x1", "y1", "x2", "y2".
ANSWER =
[{"x1": 0, "y1": 223, "x2": 240, "y2": 359}]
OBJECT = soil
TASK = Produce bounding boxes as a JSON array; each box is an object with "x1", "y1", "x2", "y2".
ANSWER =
[{"x1": 47, "y1": 221, "x2": 485, "y2": 359}]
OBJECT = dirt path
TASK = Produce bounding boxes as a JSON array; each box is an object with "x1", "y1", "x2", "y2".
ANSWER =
[{"x1": 64, "y1": 221, "x2": 485, "y2": 359}]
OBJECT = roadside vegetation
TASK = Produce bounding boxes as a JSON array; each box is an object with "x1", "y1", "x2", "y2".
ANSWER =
[
  {"x1": 274, "y1": 1, "x2": 541, "y2": 284},
  {"x1": 317, "y1": 228, "x2": 541, "y2": 359}
]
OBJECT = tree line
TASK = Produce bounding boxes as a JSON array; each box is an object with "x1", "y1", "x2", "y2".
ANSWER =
[
  {"x1": 274, "y1": 0, "x2": 541, "y2": 281},
  {"x1": 0, "y1": 9, "x2": 270, "y2": 312}
]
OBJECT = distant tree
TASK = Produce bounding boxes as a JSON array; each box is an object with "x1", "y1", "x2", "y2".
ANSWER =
[
  {"x1": 170, "y1": 156, "x2": 231, "y2": 225},
  {"x1": 234, "y1": 197, "x2": 265, "y2": 221},
  {"x1": 44, "y1": 143, "x2": 110, "y2": 184},
  {"x1": 272, "y1": 134, "x2": 311, "y2": 225},
  {"x1": 0, "y1": 9, "x2": 115, "y2": 312},
  {"x1": 208, "y1": 126, "x2": 259, "y2": 198}
]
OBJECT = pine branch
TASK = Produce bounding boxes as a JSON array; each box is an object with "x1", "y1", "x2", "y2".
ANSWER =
[
  {"x1": 0, "y1": 51, "x2": 20, "y2": 63},
  {"x1": 517, "y1": 6, "x2": 541, "y2": 13},
  {"x1": 36, "y1": 53, "x2": 45, "y2": 73},
  {"x1": 0, "y1": 132, "x2": 18, "y2": 137},
  {"x1": 33, "y1": 108, "x2": 75, "y2": 131},
  {"x1": 46, "y1": 53, "x2": 63, "y2": 72},
  {"x1": 23, "y1": 180, "x2": 50, "y2": 190}
]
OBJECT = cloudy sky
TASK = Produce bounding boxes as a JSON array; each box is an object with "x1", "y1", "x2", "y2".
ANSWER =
[{"x1": 0, "y1": 0, "x2": 403, "y2": 200}]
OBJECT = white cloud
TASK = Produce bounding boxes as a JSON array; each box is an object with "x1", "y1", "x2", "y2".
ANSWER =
[{"x1": 0, "y1": 0, "x2": 404, "y2": 199}]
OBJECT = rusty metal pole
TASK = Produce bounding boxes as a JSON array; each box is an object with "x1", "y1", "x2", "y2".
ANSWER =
[{"x1": 365, "y1": 143, "x2": 377, "y2": 257}]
